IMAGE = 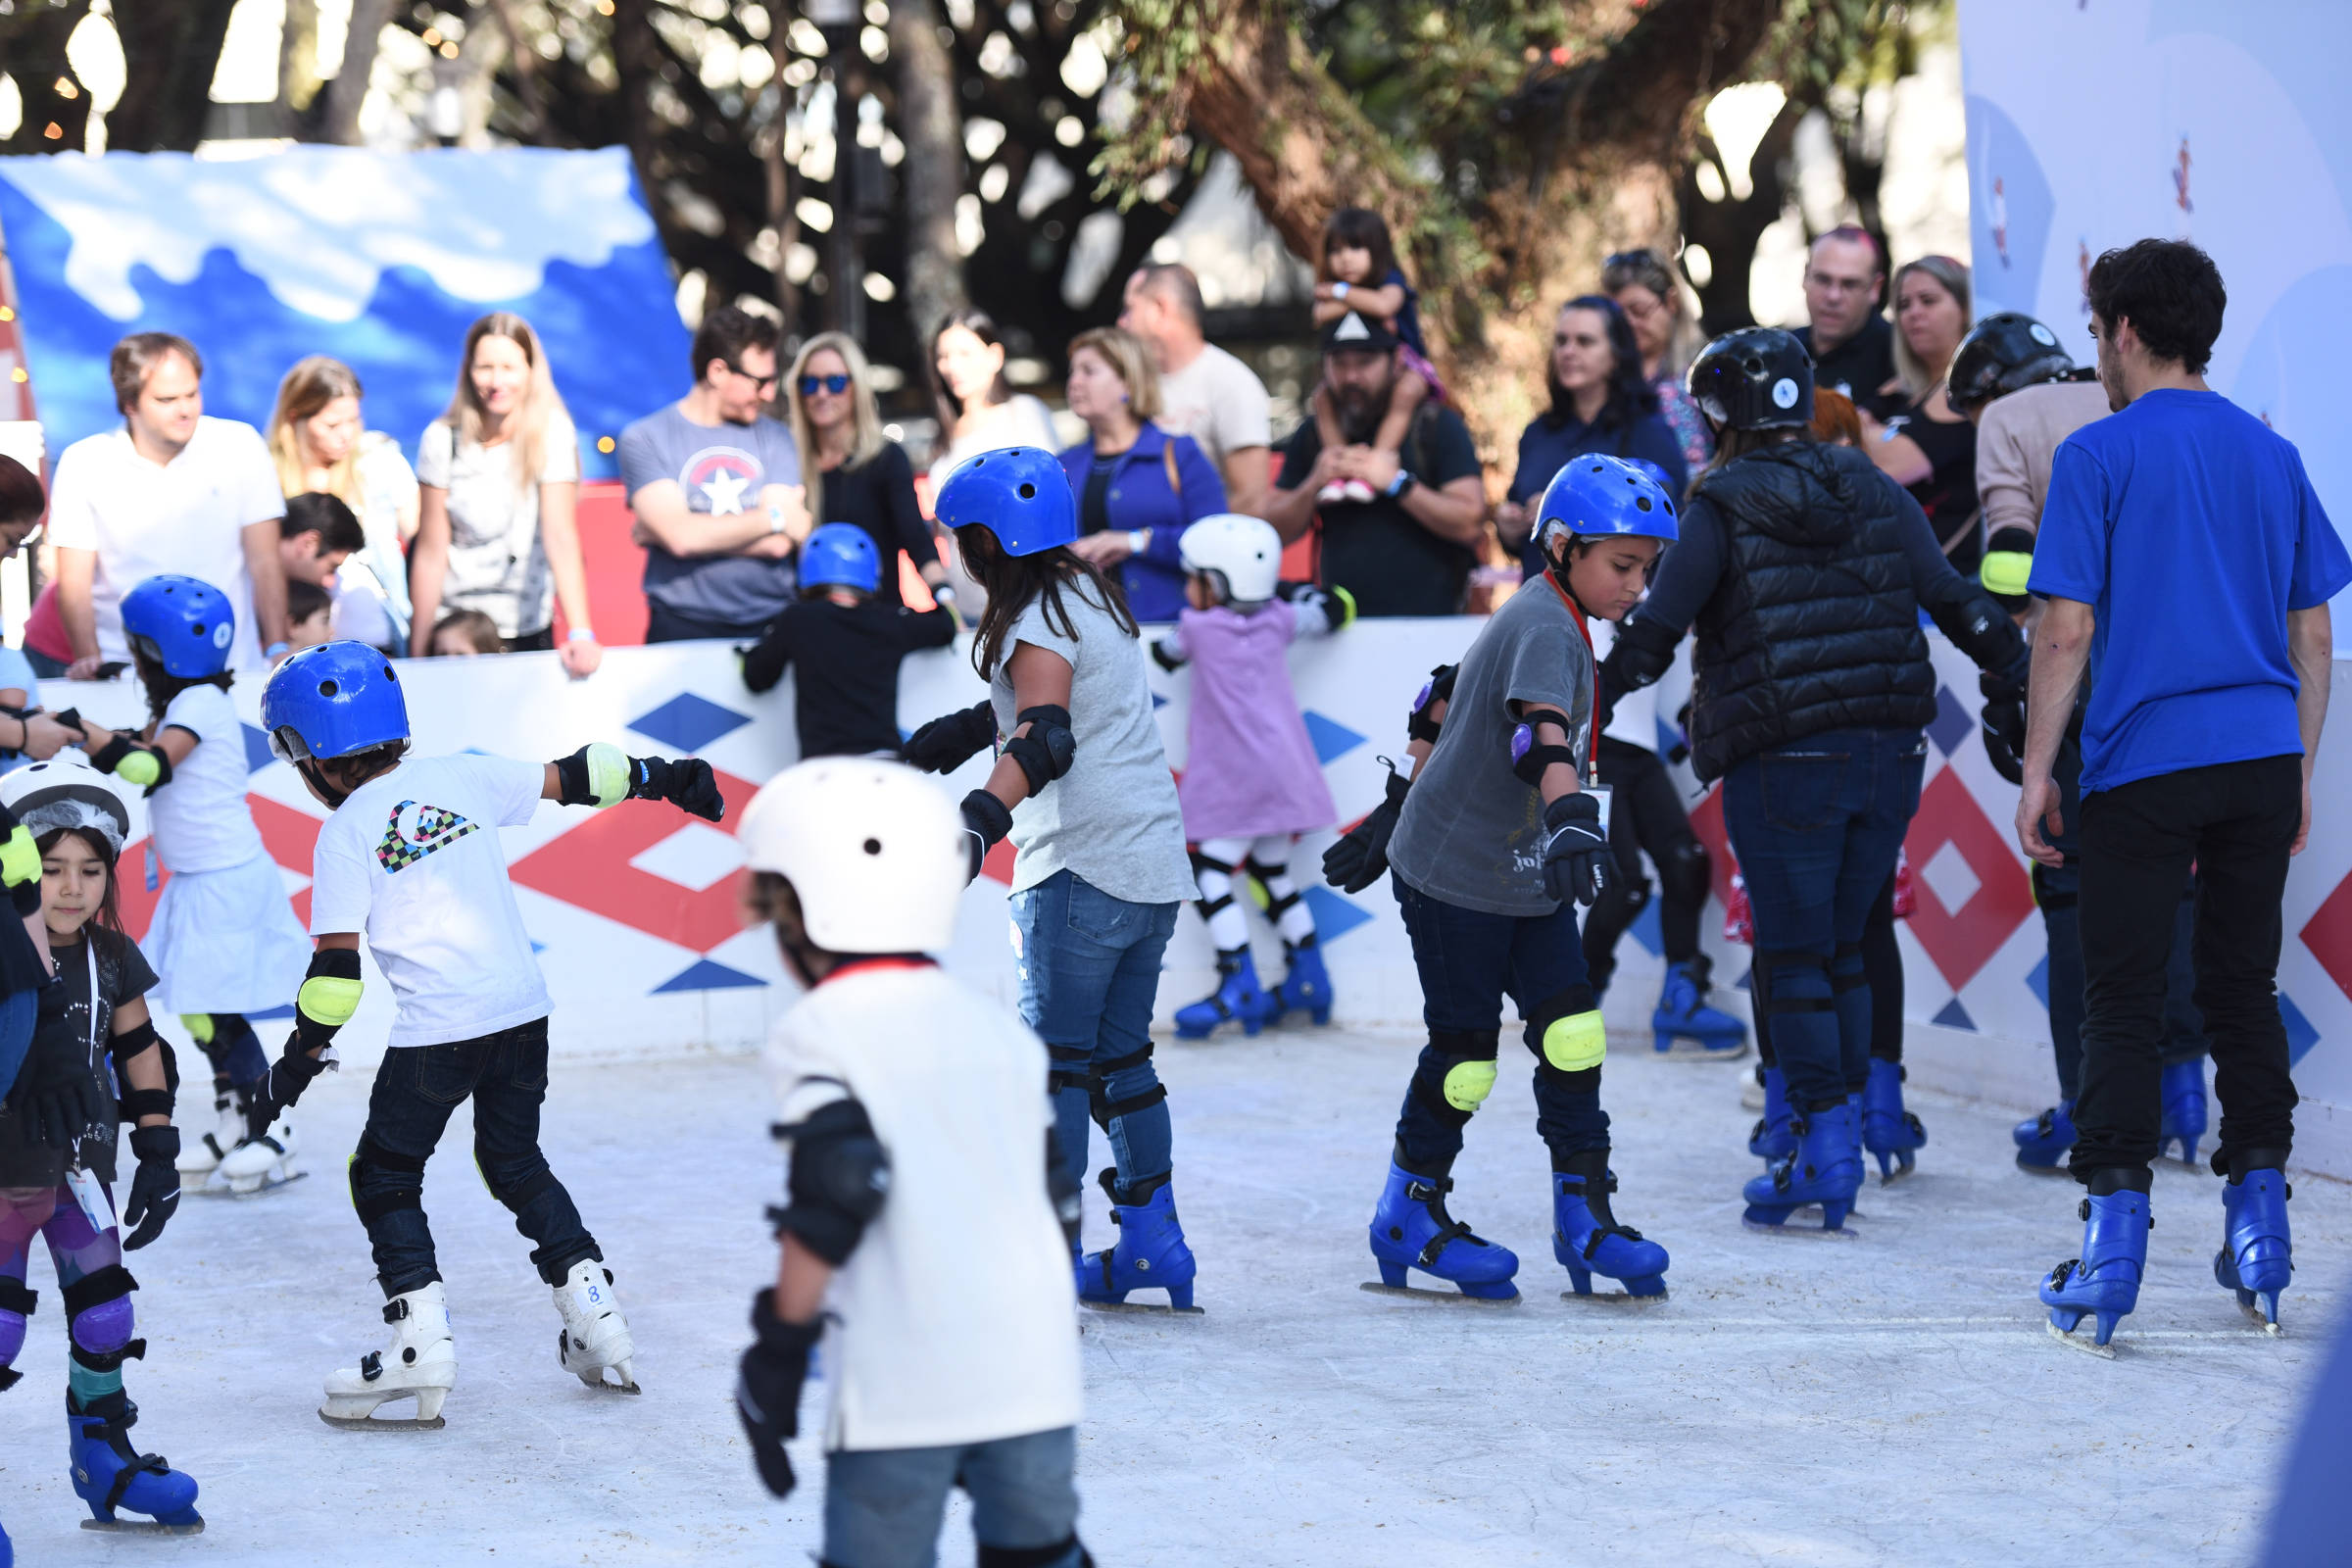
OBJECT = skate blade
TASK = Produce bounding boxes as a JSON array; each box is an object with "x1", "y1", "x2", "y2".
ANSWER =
[
  {"x1": 1740, "y1": 1216, "x2": 1860, "y2": 1239},
  {"x1": 1080, "y1": 1298, "x2": 1205, "y2": 1317},
  {"x1": 82, "y1": 1516, "x2": 205, "y2": 1536},
  {"x1": 226, "y1": 1169, "x2": 309, "y2": 1199},
  {"x1": 575, "y1": 1372, "x2": 643, "y2": 1394},
  {"x1": 1358, "y1": 1281, "x2": 1521, "y2": 1307},
  {"x1": 2044, "y1": 1320, "x2": 2119, "y2": 1359},
  {"x1": 319, "y1": 1409, "x2": 447, "y2": 1431},
  {"x1": 2236, "y1": 1298, "x2": 2285, "y2": 1336},
  {"x1": 1559, "y1": 1288, "x2": 1668, "y2": 1306},
  {"x1": 1652, "y1": 1039, "x2": 1750, "y2": 1062}
]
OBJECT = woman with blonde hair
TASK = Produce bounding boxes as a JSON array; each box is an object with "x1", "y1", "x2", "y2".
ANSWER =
[
  {"x1": 1862, "y1": 256, "x2": 1983, "y2": 571},
  {"x1": 266, "y1": 356, "x2": 418, "y2": 652},
  {"x1": 407, "y1": 314, "x2": 601, "y2": 675},
  {"x1": 785, "y1": 332, "x2": 950, "y2": 611}
]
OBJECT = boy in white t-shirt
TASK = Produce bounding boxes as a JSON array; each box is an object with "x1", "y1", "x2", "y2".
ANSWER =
[
  {"x1": 732, "y1": 759, "x2": 1089, "y2": 1568},
  {"x1": 247, "y1": 641, "x2": 726, "y2": 1429}
]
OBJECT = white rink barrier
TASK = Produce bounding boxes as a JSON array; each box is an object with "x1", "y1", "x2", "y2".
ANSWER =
[{"x1": 52, "y1": 624, "x2": 2352, "y2": 1176}]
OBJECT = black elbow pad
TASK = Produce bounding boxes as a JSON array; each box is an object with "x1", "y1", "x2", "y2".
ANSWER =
[
  {"x1": 1004, "y1": 705, "x2": 1076, "y2": 794},
  {"x1": 776, "y1": 1100, "x2": 891, "y2": 1266}
]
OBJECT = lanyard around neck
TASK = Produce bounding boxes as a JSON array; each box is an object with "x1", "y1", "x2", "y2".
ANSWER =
[{"x1": 1543, "y1": 571, "x2": 1601, "y2": 787}]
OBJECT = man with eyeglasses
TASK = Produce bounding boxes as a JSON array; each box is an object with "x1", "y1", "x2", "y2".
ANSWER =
[
  {"x1": 1792, "y1": 226, "x2": 1903, "y2": 419},
  {"x1": 617, "y1": 304, "x2": 812, "y2": 643}
]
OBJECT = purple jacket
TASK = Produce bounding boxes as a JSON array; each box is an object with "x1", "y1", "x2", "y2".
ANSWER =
[
  {"x1": 1166, "y1": 598, "x2": 1337, "y2": 840},
  {"x1": 1057, "y1": 422, "x2": 1227, "y2": 621}
]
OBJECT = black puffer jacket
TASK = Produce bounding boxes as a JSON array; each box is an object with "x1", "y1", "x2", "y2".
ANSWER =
[{"x1": 1677, "y1": 442, "x2": 2012, "y2": 781}]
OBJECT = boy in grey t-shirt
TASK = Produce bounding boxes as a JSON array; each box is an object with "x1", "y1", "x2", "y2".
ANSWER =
[{"x1": 1325, "y1": 454, "x2": 1682, "y2": 1308}]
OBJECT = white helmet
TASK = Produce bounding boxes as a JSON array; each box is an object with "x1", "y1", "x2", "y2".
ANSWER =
[
  {"x1": 1178, "y1": 514, "x2": 1282, "y2": 605},
  {"x1": 0, "y1": 756, "x2": 130, "y2": 857},
  {"x1": 737, "y1": 758, "x2": 966, "y2": 955}
]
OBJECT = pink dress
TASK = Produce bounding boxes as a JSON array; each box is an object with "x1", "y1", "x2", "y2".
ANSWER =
[{"x1": 1169, "y1": 599, "x2": 1338, "y2": 840}]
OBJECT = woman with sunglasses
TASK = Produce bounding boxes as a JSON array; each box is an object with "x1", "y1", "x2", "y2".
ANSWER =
[
  {"x1": 616, "y1": 305, "x2": 812, "y2": 644},
  {"x1": 785, "y1": 334, "x2": 953, "y2": 612},
  {"x1": 1601, "y1": 249, "x2": 1714, "y2": 474}
]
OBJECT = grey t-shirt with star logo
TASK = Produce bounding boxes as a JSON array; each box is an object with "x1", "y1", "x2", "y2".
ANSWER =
[{"x1": 618, "y1": 404, "x2": 804, "y2": 630}]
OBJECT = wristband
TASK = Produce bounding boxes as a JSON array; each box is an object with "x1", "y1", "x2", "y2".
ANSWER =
[
  {"x1": 766, "y1": 504, "x2": 787, "y2": 535},
  {"x1": 264, "y1": 641, "x2": 290, "y2": 661},
  {"x1": 1386, "y1": 470, "x2": 1413, "y2": 499},
  {"x1": 566, "y1": 627, "x2": 597, "y2": 643},
  {"x1": 1333, "y1": 281, "x2": 1351, "y2": 299},
  {"x1": 1126, "y1": 529, "x2": 1150, "y2": 555}
]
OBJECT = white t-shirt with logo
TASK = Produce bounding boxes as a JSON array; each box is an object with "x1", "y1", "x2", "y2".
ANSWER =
[
  {"x1": 766, "y1": 962, "x2": 1082, "y2": 1451},
  {"x1": 45, "y1": 417, "x2": 286, "y2": 669},
  {"x1": 307, "y1": 753, "x2": 553, "y2": 1049},
  {"x1": 1154, "y1": 342, "x2": 1272, "y2": 476},
  {"x1": 148, "y1": 682, "x2": 265, "y2": 874}
]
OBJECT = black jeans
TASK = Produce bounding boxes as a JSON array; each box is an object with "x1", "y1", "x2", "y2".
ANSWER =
[
  {"x1": 2072, "y1": 756, "x2": 2301, "y2": 1178},
  {"x1": 646, "y1": 602, "x2": 770, "y2": 644},
  {"x1": 353, "y1": 1018, "x2": 599, "y2": 1297}
]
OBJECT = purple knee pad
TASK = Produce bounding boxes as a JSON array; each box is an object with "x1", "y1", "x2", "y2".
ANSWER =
[
  {"x1": 72, "y1": 1296, "x2": 133, "y2": 1355},
  {"x1": 0, "y1": 1306, "x2": 24, "y2": 1366}
]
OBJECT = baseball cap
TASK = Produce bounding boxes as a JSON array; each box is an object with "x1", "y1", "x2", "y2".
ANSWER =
[{"x1": 1321, "y1": 311, "x2": 1400, "y2": 355}]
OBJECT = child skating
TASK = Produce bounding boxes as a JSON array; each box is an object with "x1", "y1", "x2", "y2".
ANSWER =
[
  {"x1": 1150, "y1": 514, "x2": 1352, "y2": 1037},
  {"x1": 249, "y1": 639, "x2": 725, "y2": 1427},
  {"x1": 61, "y1": 574, "x2": 312, "y2": 1195},
  {"x1": 732, "y1": 757, "x2": 1091, "y2": 1568},
  {"x1": 0, "y1": 758, "x2": 201, "y2": 1533}
]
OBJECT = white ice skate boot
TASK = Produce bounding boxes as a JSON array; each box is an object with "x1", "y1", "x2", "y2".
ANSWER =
[
  {"x1": 174, "y1": 1093, "x2": 244, "y2": 1186},
  {"x1": 320, "y1": 1283, "x2": 459, "y2": 1430},
  {"x1": 553, "y1": 1260, "x2": 639, "y2": 1394},
  {"x1": 218, "y1": 1119, "x2": 301, "y2": 1196}
]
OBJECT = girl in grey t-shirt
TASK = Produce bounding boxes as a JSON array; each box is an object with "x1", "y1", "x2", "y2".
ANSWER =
[{"x1": 900, "y1": 448, "x2": 1200, "y2": 1314}]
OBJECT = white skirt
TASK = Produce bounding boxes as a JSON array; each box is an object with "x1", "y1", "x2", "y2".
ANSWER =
[{"x1": 145, "y1": 854, "x2": 314, "y2": 1017}]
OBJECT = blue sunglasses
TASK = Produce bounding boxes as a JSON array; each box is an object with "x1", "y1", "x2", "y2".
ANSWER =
[{"x1": 799, "y1": 373, "x2": 851, "y2": 396}]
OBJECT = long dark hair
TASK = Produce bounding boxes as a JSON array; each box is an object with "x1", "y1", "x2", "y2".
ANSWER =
[
  {"x1": 1703, "y1": 423, "x2": 1814, "y2": 476},
  {"x1": 1544, "y1": 295, "x2": 1658, "y2": 431},
  {"x1": 1320, "y1": 207, "x2": 1401, "y2": 287},
  {"x1": 958, "y1": 528, "x2": 1139, "y2": 682},
  {"x1": 33, "y1": 826, "x2": 124, "y2": 939},
  {"x1": 929, "y1": 309, "x2": 1014, "y2": 428},
  {"x1": 130, "y1": 645, "x2": 232, "y2": 728}
]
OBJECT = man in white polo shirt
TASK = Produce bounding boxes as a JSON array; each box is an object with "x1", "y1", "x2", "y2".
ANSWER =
[
  {"x1": 1119, "y1": 263, "x2": 1273, "y2": 515},
  {"x1": 50, "y1": 332, "x2": 291, "y2": 676}
]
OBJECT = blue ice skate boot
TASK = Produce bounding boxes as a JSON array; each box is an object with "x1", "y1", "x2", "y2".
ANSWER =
[
  {"x1": 1367, "y1": 1150, "x2": 1520, "y2": 1302},
  {"x1": 2214, "y1": 1154, "x2": 2291, "y2": 1333},
  {"x1": 1173, "y1": 947, "x2": 1276, "y2": 1040},
  {"x1": 1747, "y1": 1067, "x2": 1795, "y2": 1163},
  {"x1": 2041, "y1": 1186, "x2": 2149, "y2": 1350},
  {"x1": 68, "y1": 1392, "x2": 203, "y2": 1534},
  {"x1": 2014, "y1": 1102, "x2": 2077, "y2": 1174},
  {"x1": 2159, "y1": 1059, "x2": 2208, "y2": 1165},
  {"x1": 1077, "y1": 1176, "x2": 1200, "y2": 1312},
  {"x1": 1271, "y1": 939, "x2": 1334, "y2": 1026},
  {"x1": 1860, "y1": 1057, "x2": 1928, "y2": 1183},
  {"x1": 1551, "y1": 1151, "x2": 1668, "y2": 1299},
  {"x1": 1652, "y1": 958, "x2": 1746, "y2": 1056},
  {"x1": 1742, "y1": 1100, "x2": 1863, "y2": 1232}
]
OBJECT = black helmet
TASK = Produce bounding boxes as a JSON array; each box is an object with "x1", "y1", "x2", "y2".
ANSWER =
[
  {"x1": 1947, "y1": 313, "x2": 2075, "y2": 414},
  {"x1": 1687, "y1": 328, "x2": 1814, "y2": 432}
]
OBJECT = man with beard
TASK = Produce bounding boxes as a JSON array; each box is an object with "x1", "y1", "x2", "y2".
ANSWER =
[{"x1": 1264, "y1": 313, "x2": 1486, "y2": 616}]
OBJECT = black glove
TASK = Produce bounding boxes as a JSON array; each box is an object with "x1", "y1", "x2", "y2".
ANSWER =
[
  {"x1": 902, "y1": 701, "x2": 996, "y2": 774},
  {"x1": 1540, "y1": 792, "x2": 1613, "y2": 907},
  {"x1": 736, "y1": 1289, "x2": 821, "y2": 1498},
  {"x1": 1979, "y1": 655, "x2": 2030, "y2": 787},
  {"x1": 960, "y1": 789, "x2": 1013, "y2": 883},
  {"x1": 257, "y1": 1038, "x2": 334, "y2": 1119},
  {"x1": 1148, "y1": 638, "x2": 1188, "y2": 673},
  {"x1": 1323, "y1": 760, "x2": 1410, "y2": 895},
  {"x1": 6, "y1": 979, "x2": 104, "y2": 1149},
  {"x1": 120, "y1": 1125, "x2": 181, "y2": 1251},
  {"x1": 629, "y1": 756, "x2": 725, "y2": 822}
]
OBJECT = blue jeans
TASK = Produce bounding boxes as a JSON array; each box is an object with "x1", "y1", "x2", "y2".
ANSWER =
[
  {"x1": 1391, "y1": 874, "x2": 1609, "y2": 1172},
  {"x1": 1009, "y1": 871, "x2": 1178, "y2": 1205},
  {"x1": 1721, "y1": 728, "x2": 1926, "y2": 1109},
  {"x1": 824, "y1": 1425, "x2": 1082, "y2": 1568},
  {"x1": 355, "y1": 1017, "x2": 599, "y2": 1297}
]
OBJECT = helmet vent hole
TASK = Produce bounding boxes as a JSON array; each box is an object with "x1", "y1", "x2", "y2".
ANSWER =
[
  {"x1": 862, "y1": 837, "x2": 882, "y2": 856},
  {"x1": 1017, "y1": 482, "x2": 1036, "y2": 499},
  {"x1": 1636, "y1": 497, "x2": 1652, "y2": 513},
  {"x1": 318, "y1": 680, "x2": 339, "y2": 697}
]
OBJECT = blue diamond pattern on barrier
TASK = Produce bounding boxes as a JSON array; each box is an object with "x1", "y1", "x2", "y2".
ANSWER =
[
  {"x1": 1300, "y1": 710, "x2": 1367, "y2": 766},
  {"x1": 242, "y1": 722, "x2": 277, "y2": 775},
  {"x1": 1152, "y1": 691, "x2": 1167, "y2": 710},
  {"x1": 2025, "y1": 955, "x2": 2050, "y2": 1010},
  {"x1": 1631, "y1": 901, "x2": 1662, "y2": 956},
  {"x1": 1926, "y1": 684, "x2": 1975, "y2": 758},
  {"x1": 1300, "y1": 885, "x2": 1373, "y2": 946},
  {"x1": 2281, "y1": 990, "x2": 2320, "y2": 1066},
  {"x1": 1932, "y1": 996, "x2": 1977, "y2": 1031},
  {"x1": 653, "y1": 956, "x2": 767, "y2": 994},
  {"x1": 627, "y1": 692, "x2": 752, "y2": 754},
  {"x1": 1654, "y1": 716, "x2": 1683, "y2": 760}
]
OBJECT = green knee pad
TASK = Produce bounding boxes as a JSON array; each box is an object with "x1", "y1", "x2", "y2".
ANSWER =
[
  {"x1": 1443, "y1": 1058, "x2": 1498, "y2": 1113},
  {"x1": 1542, "y1": 1009, "x2": 1606, "y2": 1073},
  {"x1": 179, "y1": 1013, "x2": 216, "y2": 1048}
]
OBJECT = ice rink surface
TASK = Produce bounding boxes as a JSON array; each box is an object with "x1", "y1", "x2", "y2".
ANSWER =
[{"x1": 0, "y1": 1028, "x2": 2330, "y2": 1566}]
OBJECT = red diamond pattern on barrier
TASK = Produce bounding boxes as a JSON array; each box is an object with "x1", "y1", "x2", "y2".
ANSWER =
[
  {"x1": 1686, "y1": 783, "x2": 1739, "y2": 909},
  {"x1": 2300, "y1": 869, "x2": 2352, "y2": 1004},
  {"x1": 1902, "y1": 765, "x2": 2035, "y2": 992},
  {"x1": 510, "y1": 767, "x2": 763, "y2": 954}
]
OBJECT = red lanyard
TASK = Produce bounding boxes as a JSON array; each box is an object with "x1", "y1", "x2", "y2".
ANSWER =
[
  {"x1": 1544, "y1": 572, "x2": 1601, "y2": 786},
  {"x1": 817, "y1": 956, "x2": 938, "y2": 989}
]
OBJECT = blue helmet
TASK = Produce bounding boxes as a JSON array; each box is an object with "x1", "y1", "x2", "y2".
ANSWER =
[
  {"x1": 1535, "y1": 454, "x2": 1680, "y2": 564},
  {"x1": 120, "y1": 575, "x2": 234, "y2": 678},
  {"x1": 801, "y1": 522, "x2": 882, "y2": 594},
  {"x1": 262, "y1": 640, "x2": 410, "y2": 763},
  {"x1": 933, "y1": 447, "x2": 1076, "y2": 556}
]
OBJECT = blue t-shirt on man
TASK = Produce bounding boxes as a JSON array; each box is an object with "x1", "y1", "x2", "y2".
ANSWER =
[{"x1": 2030, "y1": 388, "x2": 2351, "y2": 795}]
